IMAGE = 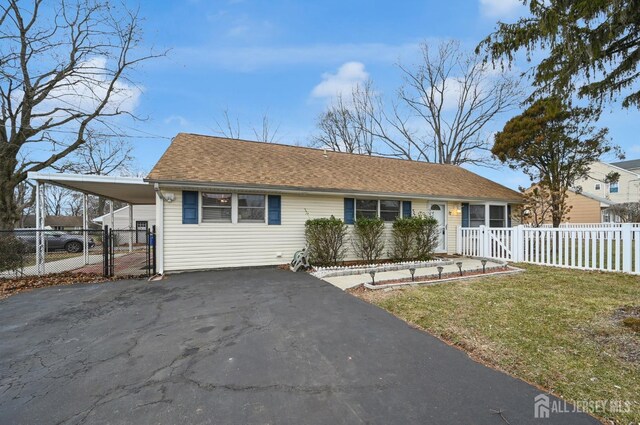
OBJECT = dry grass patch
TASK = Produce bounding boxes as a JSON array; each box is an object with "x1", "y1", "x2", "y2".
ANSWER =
[{"x1": 350, "y1": 264, "x2": 640, "y2": 424}]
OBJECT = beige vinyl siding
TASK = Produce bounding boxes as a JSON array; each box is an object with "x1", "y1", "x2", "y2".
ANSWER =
[
  {"x1": 96, "y1": 205, "x2": 156, "y2": 230},
  {"x1": 162, "y1": 191, "x2": 454, "y2": 272},
  {"x1": 553, "y1": 191, "x2": 602, "y2": 224},
  {"x1": 577, "y1": 161, "x2": 640, "y2": 203}
]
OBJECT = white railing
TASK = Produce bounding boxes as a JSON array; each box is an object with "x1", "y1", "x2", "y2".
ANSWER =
[{"x1": 457, "y1": 224, "x2": 640, "y2": 274}]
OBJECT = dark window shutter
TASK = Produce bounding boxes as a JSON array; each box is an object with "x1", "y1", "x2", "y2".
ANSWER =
[
  {"x1": 182, "y1": 191, "x2": 198, "y2": 224},
  {"x1": 344, "y1": 198, "x2": 355, "y2": 224},
  {"x1": 507, "y1": 204, "x2": 512, "y2": 227},
  {"x1": 402, "y1": 201, "x2": 412, "y2": 218},
  {"x1": 268, "y1": 195, "x2": 281, "y2": 225},
  {"x1": 461, "y1": 203, "x2": 469, "y2": 227}
]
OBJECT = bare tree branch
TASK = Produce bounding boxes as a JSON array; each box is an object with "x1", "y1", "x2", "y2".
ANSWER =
[{"x1": 0, "y1": 0, "x2": 163, "y2": 229}]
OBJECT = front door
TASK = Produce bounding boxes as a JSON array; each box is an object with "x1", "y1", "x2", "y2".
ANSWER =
[{"x1": 428, "y1": 203, "x2": 446, "y2": 252}]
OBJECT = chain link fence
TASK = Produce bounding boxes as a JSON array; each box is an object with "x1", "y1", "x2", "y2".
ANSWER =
[
  {"x1": 0, "y1": 229, "x2": 105, "y2": 278},
  {"x1": 0, "y1": 227, "x2": 155, "y2": 279}
]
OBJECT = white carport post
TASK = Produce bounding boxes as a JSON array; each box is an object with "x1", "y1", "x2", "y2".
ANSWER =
[
  {"x1": 128, "y1": 203, "x2": 133, "y2": 252},
  {"x1": 82, "y1": 193, "x2": 89, "y2": 265},
  {"x1": 35, "y1": 181, "x2": 46, "y2": 275},
  {"x1": 109, "y1": 200, "x2": 115, "y2": 250}
]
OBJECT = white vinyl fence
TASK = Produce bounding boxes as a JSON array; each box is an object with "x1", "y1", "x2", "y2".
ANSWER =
[{"x1": 457, "y1": 224, "x2": 640, "y2": 274}]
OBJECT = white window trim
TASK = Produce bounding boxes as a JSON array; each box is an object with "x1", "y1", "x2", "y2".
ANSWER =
[
  {"x1": 237, "y1": 193, "x2": 268, "y2": 224},
  {"x1": 200, "y1": 192, "x2": 233, "y2": 224},
  {"x1": 355, "y1": 198, "x2": 406, "y2": 221},
  {"x1": 199, "y1": 191, "x2": 268, "y2": 225},
  {"x1": 468, "y1": 203, "x2": 508, "y2": 228}
]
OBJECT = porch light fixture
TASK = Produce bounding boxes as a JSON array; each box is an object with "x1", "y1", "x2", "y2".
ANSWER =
[
  {"x1": 369, "y1": 270, "x2": 376, "y2": 285},
  {"x1": 449, "y1": 204, "x2": 461, "y2": 216},
  {"x1": 437, "y1": 266, "x2": 443, "y2": 279},
  {"x1": 456, "y1": 261, "x2": 463, "y2": 276},
  {"x1": 481, "y1": 258, "x2": 488, "y2": 273},
  {"x1": 409, "y1": 267, "x2": 416, "y2": 282}
]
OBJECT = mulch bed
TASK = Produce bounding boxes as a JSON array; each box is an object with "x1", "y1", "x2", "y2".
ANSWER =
[
  {"x1": 370, "y1": 266, "x2": 512, "y2": 286},
  {"x1": 0, "y1": 272, "x2": 138, "y2": 300}
]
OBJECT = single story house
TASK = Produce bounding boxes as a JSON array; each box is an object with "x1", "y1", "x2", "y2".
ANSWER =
[
  {"x1": 93, "y1": 205, "x2": 156, "y2": 243},
  {"x1": 146, "y1": 133, "x2": 522, "y2": 273},
  {"x1": 22, "y1": 215, "x2": 99, "y2": 231}
]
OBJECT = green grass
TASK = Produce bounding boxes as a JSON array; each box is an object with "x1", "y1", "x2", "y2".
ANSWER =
[{"x1": 354, "y1": 264, "x2": 640, "y2": 424}]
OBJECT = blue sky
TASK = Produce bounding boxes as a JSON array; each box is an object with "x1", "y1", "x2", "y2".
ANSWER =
[{"x1": 121, "y1": 0, "x2": 640, "y2": 189}]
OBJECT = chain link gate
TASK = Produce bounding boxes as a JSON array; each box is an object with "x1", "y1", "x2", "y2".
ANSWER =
[{"x1": 103, "y1": 225, "x2": 156, "y2": 277}]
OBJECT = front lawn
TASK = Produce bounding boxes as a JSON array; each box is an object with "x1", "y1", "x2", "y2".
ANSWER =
[{"x1": 352, "y1": 264, "x2": 640, "y2": 424}]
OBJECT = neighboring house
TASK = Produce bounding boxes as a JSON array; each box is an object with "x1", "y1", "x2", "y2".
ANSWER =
[
  {"x1": 521, "y1": 188, "x2": 614, "y2": 225},
  {"x1": 568, "y1": 160, "x2": 640, "y2": 223},
  {"x1": 145, "y1": 133, "x2": 521, "y2": 273},
  {"x1": 22, "y1": 215, "x2": 97, "y2": 230},
  {"x1": 93, "y1": 205, "x2": 156, "y2": 243},
  {"x1": 576, "y1": 161, "x2": 640, "y2": 205},
  {"x1": 611, "y1": 158, "x2": 640, "y2": 174}
]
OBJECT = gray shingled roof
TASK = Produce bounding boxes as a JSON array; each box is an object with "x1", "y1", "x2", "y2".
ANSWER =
[{"x1": 611, "y1": 159, "x2": 640, "y2": 171}]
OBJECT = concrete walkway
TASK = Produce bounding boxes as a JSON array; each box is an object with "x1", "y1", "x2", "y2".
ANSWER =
[{"x1": 322, "y1": 258, "x2": 503, "y2": 290}]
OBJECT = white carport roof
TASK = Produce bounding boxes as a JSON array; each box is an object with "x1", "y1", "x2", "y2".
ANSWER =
[{"x1": 27, "y1": 172, "x2": 156, "y2": 205}]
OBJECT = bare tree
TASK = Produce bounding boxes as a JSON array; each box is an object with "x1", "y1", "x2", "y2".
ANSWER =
[
  {"x1": 14, "y1": 181, "x2": 34, "y2": 227},
  {"x1": 0, "y1": 0, "x2": 161, "y2": 229},
  {"x1": 312, "y1": 94, "x2": 373, "y2": 155},
  {"x1": 396, "y1": 40, "x2": 522, "y2": 165},
  {"x1": 52, "y1": 132, "x2": 134, "y2": 217},
  {"x1": 54, "y1": 132, "x2": 134, "y2": 176},
  {"x1": 252, "y1": 113, "x2": 281, "y2": 143},
  {"x1": 313, "y1": 81, "x2": 421, "y2": 158},
  {"x1": 214, "y1": 109, "x2": 281, "y2": 143},
  {"x1": 45, "y1": 186, "x2": 74, "y2": 216},
  {"x1": 605, "y1": 203, "x2": 640, "y2": 223},
  {"x1": 317, "y1": 42, "x2": 522, "y2": 165},
  {"x1": 351, "y1": 80, "x2": 424, "y2": 159}
]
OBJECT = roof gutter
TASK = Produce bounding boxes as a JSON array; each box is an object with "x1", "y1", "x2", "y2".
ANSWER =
[
  {"x1": 154, "y1": 183, "x2": 176, "y2": 203},
  {"x1": 145, "y1": 178, "x2": 523, "y2": 203}
]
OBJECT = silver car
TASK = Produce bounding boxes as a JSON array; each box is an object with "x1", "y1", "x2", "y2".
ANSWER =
[{"x1": 14, "y1": 230, "x2": 96, "y2": 253}]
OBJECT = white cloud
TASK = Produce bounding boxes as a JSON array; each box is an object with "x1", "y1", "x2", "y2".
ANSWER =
[
  {"x1": 311, "y1": 62, "x2": 369, "y2": 100},
  {"x1": 479, "y1": 0, "x2": 524, "y2": 19},
  {"x1": 35, "y1": 57, "x2": 142, "y2": 120},
  {"x1": 164, "y1": 115, "x2": 190, "y2": 127}
]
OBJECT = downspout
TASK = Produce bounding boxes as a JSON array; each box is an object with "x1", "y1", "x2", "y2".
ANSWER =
[{"x1": 152, "y1": 183, "x2": 166, "y2": 278}]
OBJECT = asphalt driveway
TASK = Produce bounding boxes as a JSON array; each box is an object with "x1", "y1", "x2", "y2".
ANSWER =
[{"x1": 0, "y1": 268, "x2": 599, "y2": 424}]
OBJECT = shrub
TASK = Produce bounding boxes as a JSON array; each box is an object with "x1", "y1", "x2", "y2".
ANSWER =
[
  {"x1": 391, "y1": 214, "x2": 440, "y2": 261},
  {"x1": 352, "y1": 217, "x2": 385, "y2": 262},
  {"x1": 0, "y1": 234, "x2": 27, "y2": 274},
  {"x1": 305, "y1": 216, "x2": 348, "y2": 266},
  {"x1": 414, "y1": 214, "x2": 440, "y2": 261},
  {"x1": 390, "y1": 217, "x2": 418, "y2": 261}
]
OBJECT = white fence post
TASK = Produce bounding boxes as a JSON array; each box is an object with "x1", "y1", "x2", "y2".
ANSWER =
[
  {"x1": 622, "y1": 223, "x2": 633, "y2": 273},
  {"x1": 512, "y1": 225, "x2": 523, "y2": 262},
  {"x1": 456, "y1": 225, "x2": 462, "y2": 255},
  {"x1": 479, "y1": 225, "x2": 488, "y2": 258}
]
